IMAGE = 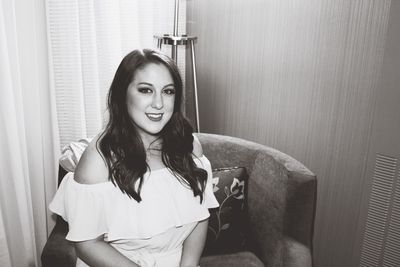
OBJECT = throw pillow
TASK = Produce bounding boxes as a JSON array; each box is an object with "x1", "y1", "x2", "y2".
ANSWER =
[{"x1": 204, "y1": 167, "x2": 248, "y2": 256}]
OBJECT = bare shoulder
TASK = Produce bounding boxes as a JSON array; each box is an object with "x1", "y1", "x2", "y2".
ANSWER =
[
  {"x1": 74, "y1": 134, "x2": 109, "y2": 184},
  {"x1": 192, "y1": 134, "x2": 203, "y2": 158}
]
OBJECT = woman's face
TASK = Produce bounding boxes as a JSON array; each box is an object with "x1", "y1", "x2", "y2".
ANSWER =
[{"x1": 126, "y1": 63, "x2": 176, "y2": 141}]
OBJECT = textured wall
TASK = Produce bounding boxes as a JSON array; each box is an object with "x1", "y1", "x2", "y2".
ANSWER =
[
  {"x1": 186, "y1": 0, "x2": 391, "y2": 266},
  {"x1": 357, "y1": 2, "x2": 400, "y2": 266}
]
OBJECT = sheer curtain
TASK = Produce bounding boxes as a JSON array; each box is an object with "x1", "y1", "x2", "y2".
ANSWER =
[
  {"x1": 0, "y1": 0, "x2": 58, "y2": 266},
  {"x1": 47, "y1": 0, "x2": 187, "y2": 148},
  {"x1": 0, "y1": 1, "x2": 186, "y2": 266}
]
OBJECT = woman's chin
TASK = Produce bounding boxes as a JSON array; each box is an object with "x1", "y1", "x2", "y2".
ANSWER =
[{"x1": 140, "y1": 125, "x2": 166, "y2": 137}]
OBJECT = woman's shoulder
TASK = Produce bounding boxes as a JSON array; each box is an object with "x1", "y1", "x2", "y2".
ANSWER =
[
  {"x1": 74, "y1": 134, "x2": 109, "y2": 184},
  {"x1": 192, "y1": 133, "x2": 203, "y2": 158}
]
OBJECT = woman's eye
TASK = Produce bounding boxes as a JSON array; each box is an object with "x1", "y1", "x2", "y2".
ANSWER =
[
  {"x1": 138, "y1": 88, "x2": 152, "y2": 94},
  {"x1": 163, "y1": 88, "x2": 176, "y2": 95}
]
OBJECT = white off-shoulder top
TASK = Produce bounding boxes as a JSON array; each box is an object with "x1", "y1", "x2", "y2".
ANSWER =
[{"x1": 49, "y1": 155, "x2": 219, "y2": 267}]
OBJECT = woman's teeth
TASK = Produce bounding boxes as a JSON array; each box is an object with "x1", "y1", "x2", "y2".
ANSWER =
[{"x1": 146, "y1": 113, "x2": 163, "y2": 121}]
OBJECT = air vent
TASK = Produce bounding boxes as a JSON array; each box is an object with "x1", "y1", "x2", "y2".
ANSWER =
[
  {"x1": 360, "y1": 154, "x2": 397, "y2": 267},
  {"x1": 382, "y1": 173, "x2": 400, "y2": 267}
]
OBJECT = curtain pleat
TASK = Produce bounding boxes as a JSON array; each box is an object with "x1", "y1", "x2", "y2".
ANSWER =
[{"x1": 1, "y1": 0, "x2": 59, "y2": 266}]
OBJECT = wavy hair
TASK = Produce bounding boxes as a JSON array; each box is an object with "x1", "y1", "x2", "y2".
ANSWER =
[{"x1": 98, "y1": 49, "x2": 207, "y2": 202}]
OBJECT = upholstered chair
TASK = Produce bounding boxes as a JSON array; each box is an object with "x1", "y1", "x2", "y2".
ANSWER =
[{"x1": 41, "y1": 133, "x2": 316, "y2": 267}]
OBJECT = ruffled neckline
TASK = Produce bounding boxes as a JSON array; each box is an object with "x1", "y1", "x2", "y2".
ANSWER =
[
  {"x1": 70, "y1": 155, "x2": 208, "y2": 187},
  {"x1": 49, "y1": 154, "x2": 219, "y2": 241}
]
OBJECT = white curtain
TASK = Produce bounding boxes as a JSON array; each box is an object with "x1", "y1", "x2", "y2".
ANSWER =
[
  {"x1": 47, "y1": 0, "x2": 187, "y2": 148},
  {"x1": 0, "y1": 0, "x2": 185, "y2": 266},
  {"x1": 0, "y1": 0, "x2": 59, "y2": 266}
]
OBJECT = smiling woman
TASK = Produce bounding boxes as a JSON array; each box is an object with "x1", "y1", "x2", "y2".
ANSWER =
[{"x1": 49, "y1": 49, "x2": 219, "y2": 267}]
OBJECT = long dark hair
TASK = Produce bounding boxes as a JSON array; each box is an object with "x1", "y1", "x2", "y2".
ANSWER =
[{"x1": 98, "y1": 49, "x2": 207, "y2": 202}]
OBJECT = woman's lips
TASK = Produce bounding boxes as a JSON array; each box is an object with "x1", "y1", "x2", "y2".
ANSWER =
[{"x1": 146, "y1": 113, "x2": 163, "y2": 122}]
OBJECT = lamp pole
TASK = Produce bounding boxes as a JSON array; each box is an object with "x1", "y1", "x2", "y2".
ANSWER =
[
  {"x1": 154, "y1": 0, "x2": 201, "y2": 132},
  {"x1": 172, "y1": 0, "x2": 179, "y2": 61}
]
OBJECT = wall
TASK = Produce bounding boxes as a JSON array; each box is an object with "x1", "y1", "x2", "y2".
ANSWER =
[
  {"x1": 186, "y1": 0, "x2": 392, "y2": 266},
  {"x1": 356, "y1": 1, "x2": 400, "y2": 266}
]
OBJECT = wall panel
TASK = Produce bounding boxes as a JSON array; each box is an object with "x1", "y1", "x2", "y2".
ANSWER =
[
  {"x1": 357, "y1": 2, "x2": 400, "y2": 266},
  {"x1": 187, "y1": 0, "x2": 391, "y2": 266}
]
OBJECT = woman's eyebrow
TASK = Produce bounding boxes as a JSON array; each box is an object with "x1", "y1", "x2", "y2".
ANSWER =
[
  {"x1": 136, "y1": 82, "x2": 174, "y2": 88},
  {"x1": 137, "y1": 82, "x2": 153, "y2": 86},
  {"x1": 163, "y1": 83, "x2": 175, "y2": 88}
]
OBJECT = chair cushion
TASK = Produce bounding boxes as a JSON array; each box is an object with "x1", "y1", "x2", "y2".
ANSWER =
[
  {"x1": 200, "y1": 251, "x2": 264, "y2": 267},
  {"x1": 203, "y1": 167, "x2": 248, "y2": 256}
]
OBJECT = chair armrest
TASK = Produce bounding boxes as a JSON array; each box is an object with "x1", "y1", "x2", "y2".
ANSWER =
[
  {"x1": 197, "y1": 133, "x2": 316, "y2": 266},
  {"x1": 246, "y1": 152, "x2": 287, "y2": 266},
  {"x1": 245, "y1": 148, "x2": 316, "y2": 267},
  {"x1": 41, "y1": 218, "x2": 76, "y2": 267},
  {"x1": 254, "y1": 145, "x2": 316, "y2": 249}
]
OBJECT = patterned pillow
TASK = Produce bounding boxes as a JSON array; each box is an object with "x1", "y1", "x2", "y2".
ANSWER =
[{"x1": 203, "y1": 167, "x2": 248, "y2": 256}]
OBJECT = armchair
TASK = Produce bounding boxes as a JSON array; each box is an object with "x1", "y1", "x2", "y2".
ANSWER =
[{"x1": 41, "y1": 133, "x2": 316, "y2": 267}]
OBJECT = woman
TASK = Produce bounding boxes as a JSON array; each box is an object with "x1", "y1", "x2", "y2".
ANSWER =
[{"x1": 49, "y1": 49, "x2": 219, "y2": 267}]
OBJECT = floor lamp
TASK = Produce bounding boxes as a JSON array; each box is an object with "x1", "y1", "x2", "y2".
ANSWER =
[{"x1": 154, "y1": 0, "x2": 200, "y2": 132}]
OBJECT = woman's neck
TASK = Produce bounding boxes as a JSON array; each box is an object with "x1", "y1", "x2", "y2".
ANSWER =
[
  {"x1": 139, "y1": 133, "x2": 162, "y2": 152},
  {"x1": 141, "y1": 134, "x2": 165, "y2": 170}
]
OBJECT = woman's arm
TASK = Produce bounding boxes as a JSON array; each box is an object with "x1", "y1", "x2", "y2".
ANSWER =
[
  {"x1": 180, "y1": 219, "x2": 208, "y2": 267},
  {"x1": 73, "y1": 139, "x2": 140, "y2": 266},
  {"x1": 75, "y1": 236, "x2": 140, "y2": 267}
]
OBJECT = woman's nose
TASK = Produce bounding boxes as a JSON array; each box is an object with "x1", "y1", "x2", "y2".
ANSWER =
[{"x1": 151, "y1": 92, "x2": 163, "y2": 109}]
